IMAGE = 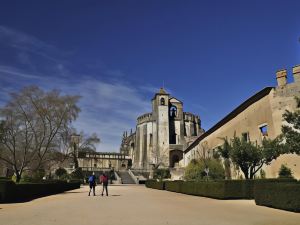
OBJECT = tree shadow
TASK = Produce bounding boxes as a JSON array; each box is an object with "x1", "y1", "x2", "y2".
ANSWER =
[{"x1": 61, "y1": 191, "x2": 82, "y2": 194}]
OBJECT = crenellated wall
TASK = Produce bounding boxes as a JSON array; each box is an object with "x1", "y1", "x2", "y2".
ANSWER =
[{"x1": 183, "y1": 65, "x2": 300, "y2": 179}]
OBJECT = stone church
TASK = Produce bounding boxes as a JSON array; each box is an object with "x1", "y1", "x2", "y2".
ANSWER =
[
  {"x1": 121, "y1": 64, "x2": 300, "y2": 179},
  {"x1": 120, "y1": 88, "x2": 204, "y2": 170}
]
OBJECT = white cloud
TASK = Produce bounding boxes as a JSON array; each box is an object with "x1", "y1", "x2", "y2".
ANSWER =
[
  {"x1": 0, "y1": 65, "x2": 42, "y2": 79},
  {"x1": 71, "y1": 78, "x2": 151, "y2": 151},
  {"x1": 0, "y1": 25, "x2": 153, "y2": 152},
  {"x1": 0, "y1": 25, "x2": 62, "y2": 63}
]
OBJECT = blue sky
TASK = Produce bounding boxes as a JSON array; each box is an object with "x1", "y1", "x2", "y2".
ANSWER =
[{"x1": 0, "y1": 0, "x2": 300, "y2": 151}]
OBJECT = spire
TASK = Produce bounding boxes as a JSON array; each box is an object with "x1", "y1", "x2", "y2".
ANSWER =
[{"x1": 158, "y1": 87, "x2": 167, "y2": 94}]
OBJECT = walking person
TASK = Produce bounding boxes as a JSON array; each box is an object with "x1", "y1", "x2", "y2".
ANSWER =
[
  {"x1": 88, "y1": 172, "x2": 96, "y2": 196},
  {"x1": 100, "y1": 172, "x2": 109, "y2": 196}
]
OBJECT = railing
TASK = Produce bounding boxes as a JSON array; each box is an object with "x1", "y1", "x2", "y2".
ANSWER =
[
  {"x1": 128, "y1": 169, "x2": 139, "y2": 184},
  {"x1": 114, "y1": 171, "x2": 122, "y2": 184}
]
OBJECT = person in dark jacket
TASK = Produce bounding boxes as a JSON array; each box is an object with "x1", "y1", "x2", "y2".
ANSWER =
[
  {"x1": 88, "y1": 172, "x2": 96, "y2": 196},
  {"x1": 100, "y1": 172, "x2": 109, "y2": 196}
]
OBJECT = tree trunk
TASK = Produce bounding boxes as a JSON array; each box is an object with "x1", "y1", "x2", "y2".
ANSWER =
[
  {"x1": 15, "y1": 171, "x2": 21, "y2": 183},
  {"x1": 224, "y1": 159, "x2": 231, "y2": 179},
  {"x1": 241, "y1": 167, "x2": 249, "y2": 179},
  {"x1": 74, "y1": 155, "x2": 79, "y2": 169}
]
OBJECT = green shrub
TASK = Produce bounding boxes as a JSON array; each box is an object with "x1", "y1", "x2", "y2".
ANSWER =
[
  {"x1": 145, "y1": 180, "x2": 165, "y2": 190},
  {"x1": 278, "y1": 164, "x2": 294, "y2": 178},
  {"x1": 164, "y1": 179, "x2": 297, "y2": 200},
  {"x1": 254, "y1": 182, "x2": 300, "y2": 212},
  {"x1": 55, "y1": 168, "x2": 67, "y2": 178},
  {"x1": 259, "y1": 169, "x2": 266, "y2": 179},
  {"x1": 0, "y1": 180, "x2": 81, "y2": 203},
  {"x1": 165, "y1": 180, "x2": 253, "y2": 199},
  {"x1": 184, "y1": 159, "x2": 225, "y2": 181},
  {"x1": 60, "y1": 173, "x2": 71, "y2": 181},
  {"x1": 33, "y1": 169, "x2": 46, "y2": 181},
  {"x1": 153, "y1": 169, "x2": 171, "y2": 181},
  {"x1": 71, "y1": 168, "x2": 84, "y2": 179},
  {"x1": 0, "y1": 180, "x2": 15, "y2": 202}
]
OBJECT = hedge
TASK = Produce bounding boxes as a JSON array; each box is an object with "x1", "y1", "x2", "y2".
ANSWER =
[
  {"x1": 254, "y1": 182, "x2": 300, "y2": 212},
  {"x1": 147, "y1": 179, "x2": 297, "y2": 200},
  {"x1": 0, "y1": 180, "x2": 80, "y2": 203},
  {"x1": 164, "y1": 180, "x2": 253, "y2": 199},
  {"x1": 145, "y1": 180, "x2": 165, "y2": 190}
]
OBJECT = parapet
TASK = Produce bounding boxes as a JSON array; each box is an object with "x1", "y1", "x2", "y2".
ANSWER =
[
  {"x1": 275, "y1": 64, "x2": 300, "y2": 87},
  {"x1": 137, "y1": 113, "x2": 153, "y2": 125},
  {"x1": 184, "y1": 112, "x2": 200, "y2": 123},
  {"x1": 276, "y1": 69, "x2": 287, "y2": 87},
  {"x1": 293, "y1": 65, "x2": 300, "y2": 83}
]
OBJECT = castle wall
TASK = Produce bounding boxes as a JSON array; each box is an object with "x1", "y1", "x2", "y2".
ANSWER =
[{"x1": 184, "y1": 66, "x2": 300, "y2": 179}]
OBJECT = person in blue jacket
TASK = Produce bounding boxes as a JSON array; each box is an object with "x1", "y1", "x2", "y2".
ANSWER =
[{"x1": 88, "y1": 172, "x2": 96, "y2": 196}]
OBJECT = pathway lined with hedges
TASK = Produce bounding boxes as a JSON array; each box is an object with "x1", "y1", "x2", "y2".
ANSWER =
[{"x1": 1, "y1": 185, "x2": 300, "y2": 225}]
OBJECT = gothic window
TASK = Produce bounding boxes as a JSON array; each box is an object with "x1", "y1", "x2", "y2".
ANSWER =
[
  {"x1": 160, "y1": 98, "x2": 165, "y2": 105},
  {"x1": 170, "y1": 106, "x2": 177, "y2": 118}
]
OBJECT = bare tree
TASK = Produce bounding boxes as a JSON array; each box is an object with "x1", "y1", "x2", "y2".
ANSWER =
[
  {"x1": 58, "y1": 127, "x2": 100, "y2": 169},
  {"x1": 0, "y1": 86, "x2": 80, "y2": 182}
]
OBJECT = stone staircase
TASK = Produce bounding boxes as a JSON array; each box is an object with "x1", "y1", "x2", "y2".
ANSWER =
[{"x1": 117, "y1": 171, "x2": 136, "y2": 184}]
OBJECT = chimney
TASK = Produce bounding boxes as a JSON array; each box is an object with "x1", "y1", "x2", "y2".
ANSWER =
[
  {"x1": 276, "y1": 69, "x2": 287, "y2": 87},
  {"x1": 293, "y1": 65, "x2": 300, "y2": 83}
]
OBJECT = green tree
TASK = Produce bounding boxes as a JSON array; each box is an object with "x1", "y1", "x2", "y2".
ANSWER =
[
  {"x1": 153, "y1": 168, "x2": 171, "y2": 181},
  {"x1": 55, "y1": 167, "x2": 67, "y2": 179},
  {"x1": 278, "y1": 164, "x2": 294, "y2": 178},
  {"x1": 217, "y1": 138, "x2": 232, "y2": 179},
  {"x1": 218, "y1": 136, "x2": 283, "y2": 179},
  {"x1": 184, "y1": 158, "x2": 225, "y2": 181},
  {"x1": 282, "y1": 97, "x2": 300, "y2": 154}
]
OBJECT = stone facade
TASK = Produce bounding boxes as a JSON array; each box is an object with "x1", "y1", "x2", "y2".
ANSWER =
[
  {"x1": 183, "y1": 65, "x2": 300, "y2": 179},
  {"x1": 120, "y1": 88, "x2": 204, "y2": 170},
  {"x1": 77, "y1": 151, "x2": 130, "y2": 172}
]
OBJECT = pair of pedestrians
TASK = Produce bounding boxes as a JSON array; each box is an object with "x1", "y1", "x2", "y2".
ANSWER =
[{"x1": 88, "y1": 172, "x2": 109, "y2": 196}]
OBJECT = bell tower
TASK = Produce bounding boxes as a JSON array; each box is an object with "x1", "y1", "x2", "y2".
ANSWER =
[{"x1": 152, "y1": 88, "x2": 170, "y2": 167}]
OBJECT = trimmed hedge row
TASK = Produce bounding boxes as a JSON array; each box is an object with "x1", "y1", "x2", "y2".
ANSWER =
[
  {"x1": 146, "y1": 179, "x2": 300, "y2": 212},
  {"x1": 254, "y1": 182, "x2": 300, "y2": 212},
  {"x1": 0, "y1": 180, "x2": 80, "y2": 203},
  {"x1": 145, "y1": 180, "x2": 165, "y2": 190},
  {"x1": 164, "y1": 180, "x2": 253, "y2": 199}
]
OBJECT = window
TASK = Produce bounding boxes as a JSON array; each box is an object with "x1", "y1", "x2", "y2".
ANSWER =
[
  {"x1": 259, "y1": 125, "x2": 268, "y2": 136},
  {"x1": 170, "y1": 106, "x2": 177, "y2": 117},
  {"x1": 242, "y1": 132, "x2": 249, "y2": 142},
  {"x1": 149, "y1": 134, "x2": 153, "y2": 146},
  {"x1": 160, "y1": 98, "x2": 165, "y2": 105}
]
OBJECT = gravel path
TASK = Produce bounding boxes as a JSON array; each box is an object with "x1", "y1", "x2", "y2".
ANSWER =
[{"x1": 1, "y1": 185, "x2": 299, "y2": 225}]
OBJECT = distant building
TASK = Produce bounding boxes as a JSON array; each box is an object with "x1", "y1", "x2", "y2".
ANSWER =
[
  {"x1": 77, "y1": 151, "x2": 130, "y2": 172},
  {"x1": 120, "y1": 88, "x2": 204, "y2": 170}
]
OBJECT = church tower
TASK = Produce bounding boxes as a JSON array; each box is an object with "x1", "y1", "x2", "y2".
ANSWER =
[{"x1": 152, "y1": 88, "x2": 170, "y2": 167}]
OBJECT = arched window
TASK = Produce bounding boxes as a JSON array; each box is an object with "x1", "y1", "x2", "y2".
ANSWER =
[
  {"x1": 160, "y1": 98, "x2": 165, "y2": 105},
  {"x1": 170, "y1": 106, "x2": 177, "y2": 117}
]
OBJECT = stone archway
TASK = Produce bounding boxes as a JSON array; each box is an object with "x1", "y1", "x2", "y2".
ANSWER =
[{"x1": 169, "y1": 150, "x2": 183, "y2": 168}]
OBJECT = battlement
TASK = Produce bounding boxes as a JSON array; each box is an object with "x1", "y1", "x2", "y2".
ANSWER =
[
  {"x1": 184, "y1": 112, "x2": 200, "y2": 123},
  {"x1": 137, "y1": 112, "x2": 153, "y2": 124},
  {"x1": 276, "y1": 64, "x2": 300, "y2": 87}
]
